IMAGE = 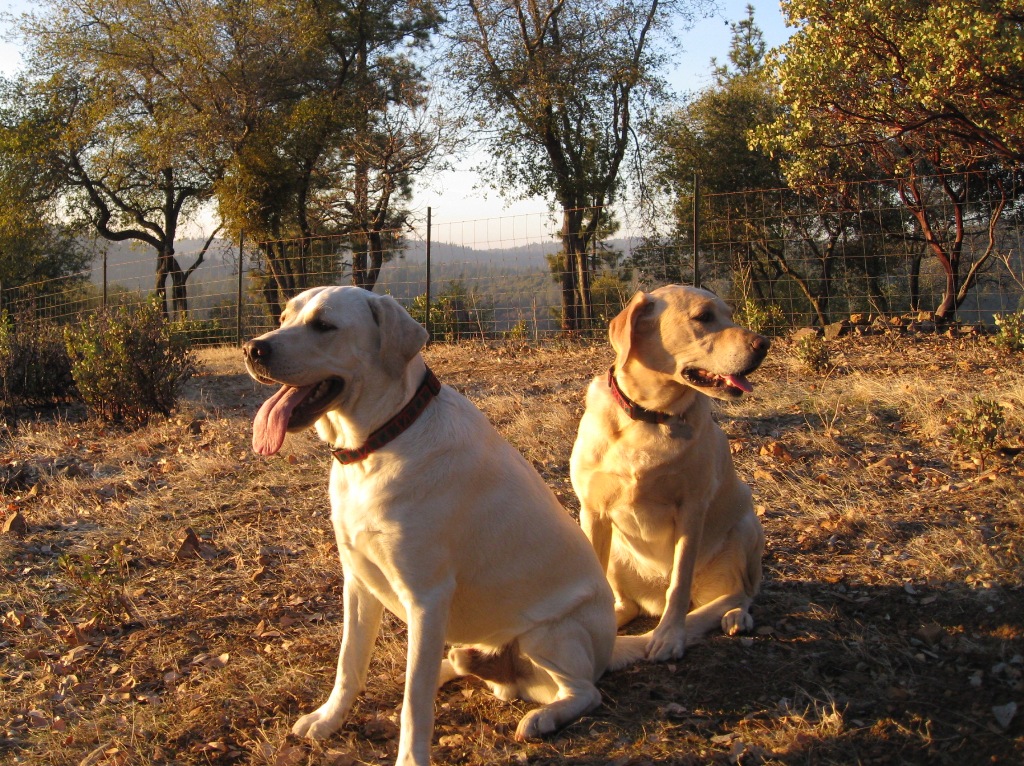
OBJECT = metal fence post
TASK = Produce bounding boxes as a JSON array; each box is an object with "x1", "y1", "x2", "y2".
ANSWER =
[
  {"x1": 237, "y1": 231, "x2": 245, "y2": 345},
  {"x1": 693, "y1": 171, "x2": 701, "y2": 289},
  {"x1": 425, "y1": 207, "x2": 432, "y2": 342}
]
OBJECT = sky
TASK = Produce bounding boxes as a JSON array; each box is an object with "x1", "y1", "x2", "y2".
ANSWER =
[{"x1": 0, "y1": 0, "x2": 794, "y2": 241}]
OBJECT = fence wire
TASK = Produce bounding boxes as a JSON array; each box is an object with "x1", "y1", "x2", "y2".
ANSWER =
[{"x1": 2, "y1": 174, "x2": 1022, "y2": 346}]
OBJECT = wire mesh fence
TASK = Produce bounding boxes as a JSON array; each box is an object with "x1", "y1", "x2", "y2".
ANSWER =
[{"x1": 2, "y1": 173, "x2": 1022, "y2": 346}]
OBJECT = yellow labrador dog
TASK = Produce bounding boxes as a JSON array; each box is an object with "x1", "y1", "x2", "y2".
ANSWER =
[
  {"x1": 243, "y1": 286, "x2": 647, "y2": 766},
  {"x1": 570, "y1": 285, "x2": 769, "y2": 663}
]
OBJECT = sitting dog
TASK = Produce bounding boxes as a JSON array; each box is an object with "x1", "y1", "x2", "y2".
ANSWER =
[
  {"x1": 243, "y1": 286, "x2": 647, "y2": 766},
  {"x1": 570, "y1": 285, "x2": 769, "y2": 662}
]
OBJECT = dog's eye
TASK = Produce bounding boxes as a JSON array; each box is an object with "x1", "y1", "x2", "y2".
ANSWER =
[
  {"x1": 693, "y1": 311, "x2": 714, "y2": 323},
  {"x1": 311, "y1": 318, "x2": 336, "y2": 332}
]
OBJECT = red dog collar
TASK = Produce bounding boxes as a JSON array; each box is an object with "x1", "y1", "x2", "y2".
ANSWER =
[
  {"x1": 607, "y1": 366, "x2": 674, "y2": 425},
  {"x1": 332, "y1": 368, "x2": 442, "y2": 464}
]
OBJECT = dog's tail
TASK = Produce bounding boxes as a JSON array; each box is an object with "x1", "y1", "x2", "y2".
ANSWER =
[{"x1": 608, "y1": 632, "x2": 654, "y2": 671}]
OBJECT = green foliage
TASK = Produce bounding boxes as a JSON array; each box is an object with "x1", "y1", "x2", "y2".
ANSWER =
[
  {"x1": 992, "y1": 311, "x2": 1024, "y2": 354},
  {"x1": 752, "y1": 1, "x2": 1024, "y2": 322},
  {"x1": 169, "y1": 315, "x2": 237, "y2": 347},
  {"x1": 64, "y1": 300, "x2": 195, "y2": 426},
  {"x1": 951, "y1": 396, "x2": 1005, "y2": 471},
  {"x1": 57, "y1": 543, "x2": 131, "y2": 621},
  {"x1": 735, "y1": 299, "x2": 788, "y2": 336},
  {"x1": 446, "y1": 0, "x2": 679, "y2": 329},
  {"x1": 502, "y1": 320, "x2": 531, "y2": 342},
  {"x1": 590, "y1": 273, "x2": 630, "y2": 326},
  {"x1": 793, "y1": 332, "x2": 830, "y2": 374},
  {"x1": 652, "y1": 6, "x2": 781, "y2": 204},
  {"x1": 760, "y1": 0, "x2": 1024, "y2": 178},
  {"x1": 0, "y1": 313, "x2": 77, "y2": 408},
  {"x1": 407, "y1": 281, "x2": 494, "y2": 342}
]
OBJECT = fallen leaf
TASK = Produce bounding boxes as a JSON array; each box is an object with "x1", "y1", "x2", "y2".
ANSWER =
[
  {"x1": 174, "y1": 527, "x2": 220, "y2": 561},
  {"x1": 992, "y1": 701, "x2": 1017, "y2": 730},
  {"x1": 2, "y1": 510, "x2": 29, "y2": 536},
  {"x1": 174, "y1": 528, "x2": 204, "y2": 560},
  {"x1": 275, "y1": 744, "x2": 305, "y2": 766},
  {"x1": 322, "y1": 751, "x2": 357, "y2": 766},
  {"x1": 361, "y1": 716, "x2": 399, "y2": 741},
  {"x1": 759, "y1": 441, "x2": 794, "y2": 462}
]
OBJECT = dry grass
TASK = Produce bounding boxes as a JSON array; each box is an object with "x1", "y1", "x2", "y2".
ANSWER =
[{"x1": 2, "y1": 330, "x2": 1022, "y2": 765}]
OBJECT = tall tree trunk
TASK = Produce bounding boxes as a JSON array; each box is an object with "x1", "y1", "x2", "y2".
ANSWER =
[
  {"x1": 559, "y1": 250, "x2": 580, "y2": 332},
  {"x1": 366, "y1": 231, "x2": 384, "y2": 290},
  {"x1": 560, "y1": 206, "x2": 591, "y2": 332},
  {"x1": 909, "y1": 252, "x2": 922, "y2": 313},
  {"x1": 155, "y1": 245, "x2": 176, "y2": 316}
]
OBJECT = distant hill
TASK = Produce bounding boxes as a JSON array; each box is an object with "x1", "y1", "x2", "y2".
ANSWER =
[
  {"x1": 87, "y1": 238, "x2": 240, "y2": 289},
  {"x1": 85, "y1": 235, "x2": 568, "y2": 331}
]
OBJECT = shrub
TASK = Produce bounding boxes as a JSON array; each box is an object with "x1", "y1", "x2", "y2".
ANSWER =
[
  {"x1": 992, "y1": 310, "x2": 1024, "y2": 353},
  {"x1": 0, "y1": 313, "x2": 77, "y2": 408},
  {"x1": 735, "y1": 298, "x2": 788, "y2": 336},
  {"x1": 169, "y1": 315, "x2": 236, "y2": 347},
  {"x1": 503, "y1": 319, "x2": 531, "y2": 342},
  {"x1": 590, "y1": 273, "x2": 629, "y2": 326},
  {"x1": 408, "y1": 281, "x2": 493, "y2": 341},
  {"x1": 793, "y1": 332, "x2": 831, "y2": 374},
  {"x1": 950, "y1": 396, "x2": 1004, "y2": 471},
  {"x1": 65, "y1": 300, "x2": 195, "y2": 426}
]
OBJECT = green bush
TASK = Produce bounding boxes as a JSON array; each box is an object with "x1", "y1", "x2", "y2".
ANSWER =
[
  {"x1": 992, "y1": 310, "x2": 1024, "y2": 353},
  {"x1": 408, "y1": 281, "x2": 493, "y2": 341},
  {"x1": 735, "y1": 298, "x2": 788, "y2": 336},
  {"x1": 65, "y1": 300, "x2": 196, "y2": 426},
  {"x1": 793, "y1": 332, "x2": 831, "y2": 374},
  {"x1": 0, "y1": 313, "x2": 77, "y2": 408},
  {"x1": 951, "y1": 396, "x2": 1004, "y2": 471},
  {"x1": 169, "y1": 315, "x2": 236, "y2": 347}
]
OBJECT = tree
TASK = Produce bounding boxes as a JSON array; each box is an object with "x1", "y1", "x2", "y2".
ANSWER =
[
  {"x1": 5, "y1": 0, "x2": 223, "y2": 318},
  {"x1": 756, "y1": 0, "x2": 1024, "y2": 319},
  {"x1": 0, "y1": 84, "x2": 90, "y2": 297},
  {"x1": 5, "y1": 0, "x2": 445, "y2": 322},
  {"x1": 209, "y1": 0, "x2": 445, "y2": 312},
  {"x1": 445, "y1": 0, "x2": 698, "y2": 332},
  {"x1": 648, "y1": 6, "x2": 795, "y2": 311}
]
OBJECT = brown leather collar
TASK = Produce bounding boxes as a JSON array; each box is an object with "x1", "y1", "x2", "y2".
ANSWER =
[
  {"x1": 331, "y1": 368, "x2": 442, "y2": 465},
  {"x1": 607, "y1": 366, "x2": 675, "y2": 424}
]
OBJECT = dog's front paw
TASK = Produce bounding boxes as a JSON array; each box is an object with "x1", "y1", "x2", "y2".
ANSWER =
[
  {"x1": 721, "y1": 607, "x2": 754, "y2": 636},
  {"x1": 292, "y1": 703, "x2": 346, "y2": 740},
  {"x1": 515, "y1": 707, "x2": 557, "y2": 741},
  {"x1": 645, "y1": 624, "x2": 687, "y2": 662}
]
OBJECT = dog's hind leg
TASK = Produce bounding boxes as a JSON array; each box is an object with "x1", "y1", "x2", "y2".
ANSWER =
[
  {"x1": 447, "y1": 642, "x2": 530, "y2": 701},
  {"x1": 437, "y1": 658, "x2": 460, "y2": 689},
  {"x1": 685, "y1": 592, "x2": 751, "y2": 641},
  {"x1": 293, "y1": 577, "x2": 384, "y2": 740},
  {"x1": 511, "y1": 604, "x2": 612, "y2": 741},
  {"x1": 692, "y1": 513, "x2": 764, "y2": 638}
]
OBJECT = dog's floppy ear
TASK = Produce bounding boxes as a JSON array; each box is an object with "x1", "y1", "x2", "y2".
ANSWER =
[
  {"x1": 368, "y1": 294, "x2": 429, "y2": 377},
  {"x1": 609, "y1": 291, "x2": 650, "y2": 371}
]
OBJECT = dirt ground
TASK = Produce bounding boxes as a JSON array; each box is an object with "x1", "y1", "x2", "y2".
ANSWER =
[{"x1": 1, "y1": 329, "x2": 1022, "y2": 765}]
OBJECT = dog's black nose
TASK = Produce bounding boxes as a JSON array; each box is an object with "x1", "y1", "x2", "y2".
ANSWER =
[
  {"x1": 243, "y1": 339, "x2": 272, "y2": 362},
  {"x1": 751, "y1": 334, "x2": 770, "y2": 354}
]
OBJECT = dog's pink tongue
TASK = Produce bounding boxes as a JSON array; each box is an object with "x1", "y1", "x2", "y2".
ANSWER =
[
  {"x1": 725, "y1": 374, "x2": 753, "y2": 393},
  {"x1": 253, "y1": 384, "x2": 314, "y2": 456}
]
